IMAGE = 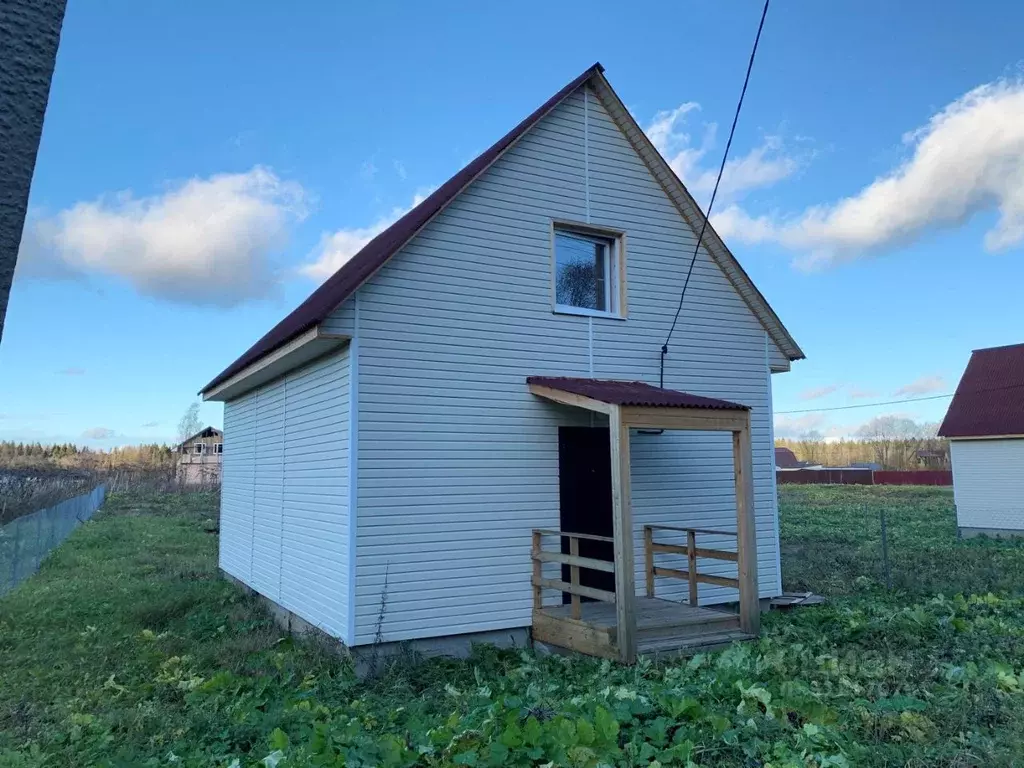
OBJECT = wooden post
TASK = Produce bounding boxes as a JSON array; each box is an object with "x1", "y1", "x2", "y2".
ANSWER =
[
  {"x1": 687, "y1": 529, "x2": 698, "y2": 606},
  {"x1": 570, "y1": 536, "x2": 581, "y2": 619},
  {"x1": 733, "y1": 418, "x2": 760, "y2": 636},
  {"x1": 643, "y1": 526, "x2": 654, "y2": 598},
  {"x1": 609, "y1": 406, "x2": 636, "y2": 664},
  {"x1": 532, "y1": 530, "x2": 543, "y2": 611}
]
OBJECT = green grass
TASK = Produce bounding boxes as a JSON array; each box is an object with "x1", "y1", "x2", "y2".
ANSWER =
[
  {"x1": 1, "y1": 487, "x2": 1024, "y2": 766},
  {"x1": 779, "y1": 484, "x2": 1024, "y2": 597}
]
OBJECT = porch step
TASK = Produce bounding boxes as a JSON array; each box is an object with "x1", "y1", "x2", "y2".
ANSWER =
[
  {"x1": 636, "y1": 608, "x2": 741, "y2": 641},
  {"x1": 637, "y1": 629, "x2": 755, "y2": 659}
]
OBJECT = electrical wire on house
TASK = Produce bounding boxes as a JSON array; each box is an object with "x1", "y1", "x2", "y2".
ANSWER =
[
  {"x1": 775, "y1": 381, "x2": 1024, "y2": 415},
  {"x1": 660, "y1": 0, "x2": 771, "y2": 388}
]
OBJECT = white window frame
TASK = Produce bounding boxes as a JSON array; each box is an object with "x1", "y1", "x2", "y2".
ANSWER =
[{"x1": 551, "y1": 221, "x2": 627, "y2": 319}]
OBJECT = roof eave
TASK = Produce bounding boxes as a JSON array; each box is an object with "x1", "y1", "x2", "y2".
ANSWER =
[{"x1": 200, "y1": 325, "x2": 350, "y2": 402}]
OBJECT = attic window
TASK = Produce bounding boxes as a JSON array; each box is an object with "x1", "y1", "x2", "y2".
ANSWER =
[{"x1": 553, "y1": 225, "x2": 624, "y2": 317}]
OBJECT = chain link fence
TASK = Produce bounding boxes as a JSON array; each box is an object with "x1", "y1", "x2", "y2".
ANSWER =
[{"x1": 0, "y1": 484, "x2": 106, "y2": 597}]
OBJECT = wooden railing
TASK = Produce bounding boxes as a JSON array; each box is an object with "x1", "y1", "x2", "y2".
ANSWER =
[
  {"x1": 643, "y1": 524, "x2": 739, "y2": 606},
  {"x1": 532, "y1": 529, "x2": 616, "y2": 619}
]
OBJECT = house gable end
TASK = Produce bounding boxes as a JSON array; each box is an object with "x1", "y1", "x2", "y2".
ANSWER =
[
  {"x1": 349, "y1": 84, "x2": 786, "y2": 644},
  {"x1": 325, "y1": 80, "x2": 796, "y2": 366}
]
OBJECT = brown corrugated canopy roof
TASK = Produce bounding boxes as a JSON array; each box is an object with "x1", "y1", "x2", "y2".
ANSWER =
[
  {"x1": 938, "y1": 343, "x2": 1024, "y2": 437},
  {"x1": 527, "y1": 376, "x2": 748, "y2": 410}
]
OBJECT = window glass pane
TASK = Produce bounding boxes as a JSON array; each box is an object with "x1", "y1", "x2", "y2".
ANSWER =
[{"x1": 555, "y1": 232, "x2": 608, "y2": 310}]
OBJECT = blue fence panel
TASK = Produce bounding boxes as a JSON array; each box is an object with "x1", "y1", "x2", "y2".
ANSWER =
[{"x1": 0, "y1": 484, "x2": 106, "y2": 596}]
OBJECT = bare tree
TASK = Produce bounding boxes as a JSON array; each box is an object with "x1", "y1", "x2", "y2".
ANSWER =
[
  {"x1": 799, "y1": 430, "x2": 826, "y2": 465},
  {"x1": 176, "y1": 402, "x2": 203, "y2": 445},
  {"x1": 855, "y1": 416, "x2": 932, "y2": 469},
  {"x1": 556, "y1": 261, "x2": 600, "y2": 309}
]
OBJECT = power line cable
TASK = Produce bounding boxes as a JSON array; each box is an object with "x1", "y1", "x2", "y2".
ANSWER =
[
  {"x1": 775, "y1": 381, "x2": 1024, "y2": 415},
  {"x1": 776, "y1": 394, "x2": 954, "y2": 415},
  {"x1": 660, "y1": 0, "x2": 771, "y2": 387}
]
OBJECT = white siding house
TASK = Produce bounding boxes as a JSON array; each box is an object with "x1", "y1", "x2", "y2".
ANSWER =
[
  {"x1": 939, "y1": 343, "x2": 1024, "y2": 537},
  {"x1": 219, "y1": 350, "x2": 351, "y2": 640},
  {"x1": 202, "y1": 64, "x2": 804, "y2": 661}
]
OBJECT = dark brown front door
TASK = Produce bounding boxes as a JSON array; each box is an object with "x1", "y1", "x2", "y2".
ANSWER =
[{"x1": 557, "y1": 426, "x2": 615, "y2": 600}]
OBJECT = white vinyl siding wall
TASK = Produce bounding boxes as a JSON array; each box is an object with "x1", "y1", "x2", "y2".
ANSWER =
[
  {"x1": 344, "y1": 85, "x2": 783, "y2": 646},
  {"x1": 218, "y1": 348, "x2": 352, "y2": 642},
  {"x1": 950, "y1": 438, "x2": 1024, "y2": 532},
  {"x1": 220, "y1": 392, "x2": 257, "y2": 580}
]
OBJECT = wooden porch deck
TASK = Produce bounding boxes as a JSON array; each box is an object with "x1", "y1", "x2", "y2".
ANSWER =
[{"x1": 533, "y1": 597, "x2": 755, "y2": 660}]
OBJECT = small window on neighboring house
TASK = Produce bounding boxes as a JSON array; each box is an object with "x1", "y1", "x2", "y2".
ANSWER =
[
  {"x1": 195, "y1": 444, "x2": 204, "y2": 455},
  {"x1": 553, "y1": 226, "x2": 624, "y2": 316},
  {"x1": 215, "y1": 443, "x2": 223, "y2": 454}
]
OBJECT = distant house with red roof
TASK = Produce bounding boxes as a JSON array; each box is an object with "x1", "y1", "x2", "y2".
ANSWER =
[
  {"x1": 938, "y1": 342, "x2": 1024, "y2": 537},
  {"x1": 774, "y1": 447, "x2": 809, "y2": 469}
]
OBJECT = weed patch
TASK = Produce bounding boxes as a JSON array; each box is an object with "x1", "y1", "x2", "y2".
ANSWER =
[{"x1": 0, "y1": 487, "x2": 1023, "y2": 765}]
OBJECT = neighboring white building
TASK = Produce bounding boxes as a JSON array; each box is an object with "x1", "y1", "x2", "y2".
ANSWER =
[
  {"x1": 199, "y1": 64, "x2": 804, "y2": 664},
  {"x1": 939, "y1": 343, "x2": 1024, "y2": 537}
]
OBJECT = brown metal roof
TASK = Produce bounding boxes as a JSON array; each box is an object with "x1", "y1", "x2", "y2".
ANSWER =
[
  {"x1": 938, "y1": 343, "x2": 1024, "y2": 438},
  {"x1": 527, "y1": 376, "x2": 748, "y2": 410},
  {"x1": 774, "y1": 447, "x2": 803, "y2": 468},
  {"x1": 201, "y1": 63, "x2": 803, "y2": 396}
]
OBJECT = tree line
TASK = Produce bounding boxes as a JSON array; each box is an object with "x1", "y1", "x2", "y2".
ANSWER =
[
  {"x1": 776, "y1": 416, "x2": 950, "y2": 471},
  {"x1": 0, "y1": 441, "x2": 175, "y2": 471}
]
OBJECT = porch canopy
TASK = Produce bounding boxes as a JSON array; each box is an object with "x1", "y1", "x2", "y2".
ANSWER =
[{"x1": 526, "y1": 376, "x2": 758, "y2": 663}]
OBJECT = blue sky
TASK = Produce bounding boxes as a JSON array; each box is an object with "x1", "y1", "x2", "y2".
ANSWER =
[{"x1": 3, "y1": 0, "x2": 1024, "y2": 447}]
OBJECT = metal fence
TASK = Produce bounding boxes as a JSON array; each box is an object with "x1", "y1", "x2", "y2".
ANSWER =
[
  {"x1": 777, "y1": 469, "x2": 952, "y2": 486},
  {"x1": 0, "y1": 484, "x2": 106, "y2": 597}
]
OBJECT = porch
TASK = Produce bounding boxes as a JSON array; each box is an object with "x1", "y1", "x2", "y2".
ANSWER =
[{"x1": 526, "y1": 376, "x2": 759, "y2": 663}]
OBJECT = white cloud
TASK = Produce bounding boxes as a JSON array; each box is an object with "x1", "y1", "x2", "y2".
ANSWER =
[
  {"x1": 18, "y1": 167, "x2": 306, "y2": 306},
  {"x1": 393, "y1": 160, "x2": 407, "y2": 180},
  {"x1": 710, "y1": 204, "x2": 779, "y2": 243},
  {"x1": 718, "y1": 77, "x2": 1024, "y2": 266},
  {"x1": 798, "y1": 384, "x2": 840, "y2": 401},
  {"x1": 773, "y1": 413, "x2": 827, "y2": 438},
  {"x1": 82, "y1": 427, "x2": 117, "y2": 440},
  {"x1": 894, "y1": 375, "x2": 946, "y2": 397},
  {"x1": 360, "y1": 159, "x2": 378, "y2": 181},
  {"x1": 300, "y1": 191, "x2": 431, "y2": 281},
  {"x1": 645, "y1": 104, "x2": 799, "y2": 201},
  {"x1": 848, "y1": 387, "x2": 880, "y2": 400}
]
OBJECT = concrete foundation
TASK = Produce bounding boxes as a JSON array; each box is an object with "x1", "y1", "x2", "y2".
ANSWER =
[
  {"x1": 350, "y1": 627, "x2": 531, "y2": 677},
  {"x1": 222, "y1": 569, "x2": 529, "y2": 676},
  {"x1": 223, "y1": 570, "x2": 769, "y2": 675}
]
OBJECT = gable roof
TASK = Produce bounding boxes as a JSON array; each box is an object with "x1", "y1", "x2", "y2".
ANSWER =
[
  {"x1": 201, "y1": 63, "x2": 803, "y2": 396},
  {"x1": 177, "y1": 426, "x2": 223, "y2": 449},
  {"x1": 938, "y1": 343, "x2": 1024, "y2": 438},
  {"x1": 526, "y1": 376, "x2": 747, "y2": 410}
]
